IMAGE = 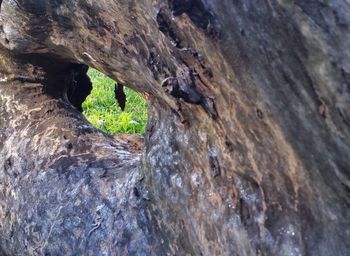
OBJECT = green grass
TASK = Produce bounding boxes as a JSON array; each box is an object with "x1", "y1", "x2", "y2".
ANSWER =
[{"x1": 82, "y1": 68, "x2": 148, "y2": 134}]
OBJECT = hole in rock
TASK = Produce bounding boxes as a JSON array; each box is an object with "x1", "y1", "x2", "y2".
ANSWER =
[{"x1": 81, "y1": 68, "x2": 148, "y2": 148}]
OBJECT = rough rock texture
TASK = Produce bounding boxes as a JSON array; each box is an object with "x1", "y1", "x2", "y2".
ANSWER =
[{"x1": 0, "y1": 0, "x2": 349, "y2": 255}]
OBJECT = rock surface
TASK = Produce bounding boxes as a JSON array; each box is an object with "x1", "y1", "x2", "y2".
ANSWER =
[{"x1": 0, "y1": 0, "x2": 349, "y2": 255}]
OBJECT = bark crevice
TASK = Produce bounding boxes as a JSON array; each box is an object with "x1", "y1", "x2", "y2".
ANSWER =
[{"x1": 0, "y1": 0, "x2": 349, "y2": 255}]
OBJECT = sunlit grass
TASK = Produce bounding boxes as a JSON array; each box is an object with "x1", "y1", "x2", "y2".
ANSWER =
[{"x1": 82, "y1": 68, "x2": 148, "y2": 134}]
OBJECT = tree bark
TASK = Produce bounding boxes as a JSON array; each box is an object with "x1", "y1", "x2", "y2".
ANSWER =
[{"x1": 0, "y1": 0, "x2": 349, "y2": 255}]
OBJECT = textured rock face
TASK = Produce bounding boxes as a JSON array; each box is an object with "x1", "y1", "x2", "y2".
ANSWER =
[{"x1": 0, "y1": 0, "x2": 349, "y2": 255}]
